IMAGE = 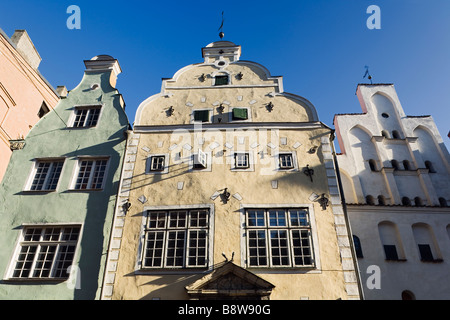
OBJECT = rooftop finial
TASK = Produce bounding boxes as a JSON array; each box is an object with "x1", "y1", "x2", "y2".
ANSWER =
[
  {"x1": 218, "y1": 11, "x2": 225, "y2": 39},
  {"x1": 363, "y1": 65, "x2": 373, "y2": 84}
]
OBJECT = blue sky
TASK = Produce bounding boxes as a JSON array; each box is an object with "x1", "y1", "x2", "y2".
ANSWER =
[{"x1": 1, "y1": 0, "x2": 449, "y2": 149}]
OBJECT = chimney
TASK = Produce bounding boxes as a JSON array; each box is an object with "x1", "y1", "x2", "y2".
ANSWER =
[
  {"x1": 84, "y1": 55, "x2": 122, "y2": 88},
  {"x1": 56, "y1": 86, "x2": 68, "y2": 98},
  {"x1": 10, "y1": 30, "x2": 42, "y2": 70}
]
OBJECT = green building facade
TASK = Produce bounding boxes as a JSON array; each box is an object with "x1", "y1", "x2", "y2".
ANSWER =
[{"x1": 0, "y1": 55, "x2": 129, "y2": 299}]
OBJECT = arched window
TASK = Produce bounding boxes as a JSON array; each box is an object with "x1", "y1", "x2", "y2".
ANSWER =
[
  {"x1": 378, "y1": 221, "x2": 405, "y2": 261},
  {"x1": 439, "y1": 197, "x2": 448, "y2": 207},
  {"x1": 414, "y1": 197, "x2": 423, "y2": 207},
  {"x1": 412, "y1": 223, "x2": 441, "y2": 262},
  {"x1": 401, "y1": 290, "x2": 416, "y2": 300},
  {"x1": 378, "y1": 195, "x2": 386, "y2": 206},
  {"x1": 402, "y1": 197, "x2": 411, "y2": 206},
  {"x1": 353, "y1": 235, "x2": 363, "y2": 258},
  {"x1": 369, "y1": 159, "x2": 377, "y2": 172},
  {"x1": 424, "y1": 161, "x2": 436, "y2": 173},
  {"x1": 366, "y1": 195, "x2": 375, "y2": 205},
  {"x1": 392, "y1": 130, "x2": 401, "y2": 139},
  {"x1": 381, "y1": 130, "x2": 390, "y2": 139},
  {"x1": 403, "y1": 160, "x2": 411, "y2": 171},
  {"x1": 391, "y1": 160, "x2": 399, "y2": 171}
]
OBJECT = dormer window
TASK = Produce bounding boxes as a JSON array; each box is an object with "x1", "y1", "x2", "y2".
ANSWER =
[
  {"x1": 71, "y1": 106, "x2": 101, "y2": 128},
  {"x1": 215, "y1": 75, "x2": 229, "y2": 86}
]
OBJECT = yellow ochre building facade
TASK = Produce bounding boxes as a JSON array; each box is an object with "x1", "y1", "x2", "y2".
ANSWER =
[{"x1": 101, "y1": 40, "x2": 361, "y2": 300}]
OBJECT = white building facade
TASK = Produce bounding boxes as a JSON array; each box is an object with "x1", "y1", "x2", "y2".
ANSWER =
[{"x1": 334, "y1": 84, "x2": 450, "y2": 300}]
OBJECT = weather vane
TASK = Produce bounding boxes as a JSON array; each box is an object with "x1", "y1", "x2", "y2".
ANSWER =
[
  {"x1": 363, "y1": 65, "x2": 373, "y2": 84},
  {"x1": 218, "y1": 11, "x2": 225, "y2": 39}
]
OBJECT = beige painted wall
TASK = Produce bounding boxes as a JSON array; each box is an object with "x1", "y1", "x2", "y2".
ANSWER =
[{"x1": 107, "y1": 41, "x2": 356, "y2": 300}]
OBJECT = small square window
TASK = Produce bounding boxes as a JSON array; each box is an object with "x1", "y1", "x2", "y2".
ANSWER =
[
  {"x1": 193, "y1": 149, "x2": 208, "y2": 170},
  {"x1": 279, "y1": 153, "x2": 294, "y2": 169},
  {"x1": 150, "y1": 156, "x2": 165, "y2": 171},
  {"x1": 215, "y1": 75, "x2": 228, "y2": 86},
  {"x1": 235, "y1": 153, "x2": 249, "y2": 169},
  {"x1": 193, "y1": 110, "x2": 210, "y2": 122},
  {"x1": 232, "y1": 108, "x2": 248, "y2": 121}
]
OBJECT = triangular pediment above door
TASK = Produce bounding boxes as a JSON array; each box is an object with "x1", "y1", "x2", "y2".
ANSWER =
[{"x1": 185, "y1": 262, "x2": 275, "y2": 300}]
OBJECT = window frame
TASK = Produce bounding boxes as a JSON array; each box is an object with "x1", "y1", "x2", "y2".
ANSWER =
[
  {"x1": 214, "y1": 75, "x2": 229, "y2": 86},
  {"x1": 68, "y1": 105, "x2": 103, "y2": 129},
  {"x1": 24, "y1": 158, "x2": 66, "y2": 192},
  {"x1": 137, "y1": 205, "x2": 214, "y2": 272},
  {"x1": 275, "y1": 151, "x2": 299, "y2": 172},
  {"x1": 191, "y1": 109, "x2": 213, "y2": 124},
  {"x1": 189, "y1": 149, "x2": 212, "y2": 172},
  {"x1": 6, "y1": 224, "x2": 82, "y2": 281},
  {"x1": 229, "y1": 107, "x2": 251, "y2": 123},
  {"x1": 242, "y1": 206, "x2": 316, "y2": 269},
  {"x1": 146, "y1": 154, "x2": 170, "y2": 175},
  {"x1": 70, "y1": 157, "x2": 110, "y2": 191}
]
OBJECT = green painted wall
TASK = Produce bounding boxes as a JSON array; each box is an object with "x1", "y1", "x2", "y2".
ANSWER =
[{"x1": 0, "y1": 60, "x2": 129, "y2": 299}]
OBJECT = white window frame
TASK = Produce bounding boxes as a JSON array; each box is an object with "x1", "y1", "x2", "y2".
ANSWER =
[
  {"x1": 146, "y1": 153, "x2": 170, "y2": 174},
  {"x1": 70, "y1": 157, "x2": 110, "y2": 190},
  {"x1": 190, "y1": 108, "x2": 213, "y2": 124},
  {"x1": 136, "y1": 204, "x2": 215, "y2": 273},
  {"x1": 240, "y1": 204, "x2": 320, "y2": 271},
  {"x1": 230, "y1": 151, "x2": 255, "y2": 172},
  {"x1": 24, "y1": 158, "x2": 66, "y2": 192},
  {"x1": 68, "y1": 105, "x2": 103, "y2": 128},
  {"x1": 5, "y1": 224, "x2": 82, "y2": 280},
  {"x1": 189, "y1": 149, "x2": 212, "y2": 172},
  {"x1": 275, "y1": 151, "x2": 299, "y2": 172}
]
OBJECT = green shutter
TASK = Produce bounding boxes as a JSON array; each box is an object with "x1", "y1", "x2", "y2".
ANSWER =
[
  {"x1": 194, "y1": 110, "x2": 210, "y2": 122},
  {"x1": 232, "y1": 108, "x2": 248, "y2": 120}
]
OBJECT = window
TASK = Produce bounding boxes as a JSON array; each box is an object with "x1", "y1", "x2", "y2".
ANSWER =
[
  {"x1": 232, "y1": 108, "x2": 248, "y2": 121},
  {"x1": 402, "y1": 197, "x2": 411, "y2": 206},
  {"x1": 234, "y1": 153, "x2": 249, "y2": 169},
  {"x1": 418, "y1": 244, "x2": 434, "y2": 261},
  {"x1": 403, "y1": 160, "x2": 412, "y2": 171},
  {"x1": 366, "y1": 195, "x2": 375, "y2": 205},
  {"x1": 9, "y1": 225, "x2": 80, "y2": 279},
  {"x1": 37, "y1": 102, "x2": 50, "y2": 118},
  {"x1": 193, "y1": 110, "x2": 210, "y2": 123},
  {"x1": 278, "y1": 153, "x2": 294, "y2": 169},
  {"x1": 391, "y1": 160, "x2": 399, "y2": 171},
  {"x1": 192, "y1": 149, "x2": 209, "y2": 170},
  {"x1": 146, "y1": 154, "x2": 169, "y2": 174},
  {"x1": 150, "y1": 156, "x2": 165, "y2": 171},
  {"x1": 392, "y1": 130, "x2": 401, "y2": 139},
  {"x1": 381, "y1": 130, "x2": 390, "y2": 139},
  {"x1": 73, "y1": 158, "x2": 108, "y2": 190},
  {"x1": 377, "y1": 195, "x2": 386, "y2": 206},
  {"x1": 383, "y1": 245, "x2": 399, "y2": 260},
  {"x1": 142, "y1": 209, "x2": 210, "y2": 269},
  {"x1": 215, "y1": 75, "x2": 228, "y2": 86},
  {"x1": 245, "y1": 208, "x2": 314, "y2": 268},
  {"x1": 424, "y1": 161, "x2": 436, "y2": 173},
  {"x1": 353, "y1": 235, "x2": 363, "y2": 258},
  {"x1": 369, "y1": 159, "x2": 377, "y2": 172},
  {"x1": 439, "y1": 197, "x2": 448, "y2": 207},
  {"x1": 28, "y1": 159, "x2": 64, "y2": 191},
  {"x1": 71, "y1": 106, "x2": 101, "y2": 128},
  {"x1": 414, "y1": 197, "x2": 423, "y2": 207}
]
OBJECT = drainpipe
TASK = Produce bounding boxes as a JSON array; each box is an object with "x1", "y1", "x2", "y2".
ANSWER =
[{"x1": 328, "y1": 127, "x2": 365, "y2": 300}]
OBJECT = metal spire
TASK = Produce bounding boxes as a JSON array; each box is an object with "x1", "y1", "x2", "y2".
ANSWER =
[{"x1": 218, "y1": 11, "x2": 225, "y2": 39}]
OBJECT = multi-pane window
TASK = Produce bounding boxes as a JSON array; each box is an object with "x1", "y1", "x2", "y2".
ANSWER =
[
  {"x1": 193, "y1": 149, "x2": 208, "y2": 170},
  {"x1": 142, "y1": 209, "x2": 210, "y2": 269},
  {"x1": 10, "y1": 225, "x2": 81, "y2": 279},
  {"x1": 278, "y1": 153, "x2": 294, "y2": 169},
  {"x1": 234, "y1": 153, "x2": 250, "y2": 169},
  {"x1": 150, "y1": 156, "x2": 165, "y2": 171},
  {"x1": 245, "y1": 208, "x2": 314, "y2": 268},
  {"x1": 72, "y1": 106, "x2": 101, "y2": 128},
  {"x1": 29, "y1": 159, "x2": 64, "y2": 191},
  {"x1": 74, "y1": 158, "x2": 108, "y2": 190}
]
